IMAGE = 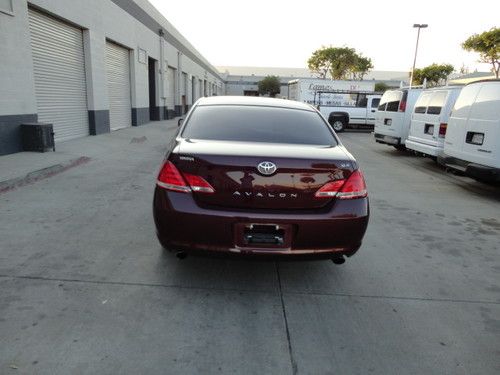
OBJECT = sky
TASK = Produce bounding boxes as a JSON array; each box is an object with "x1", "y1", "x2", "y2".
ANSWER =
[{"x1": 148, "y1": 0, "x2": 499, "y2": 73}]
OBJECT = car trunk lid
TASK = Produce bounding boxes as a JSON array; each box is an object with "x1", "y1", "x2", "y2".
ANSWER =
[{"x1": 172, "y1": 140, "x2": 354, "y2": 210}]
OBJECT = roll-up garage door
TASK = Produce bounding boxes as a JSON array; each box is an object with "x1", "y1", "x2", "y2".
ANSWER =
[
  {"x1": 166, "y1": 67, "x2": 176, "y2": 109},
  {"x1": 28, "y1": 9, "x2": 89, "y2": 141},
  {"x1": 105, "y1": 41, "x2": 131, "y2": 130}
]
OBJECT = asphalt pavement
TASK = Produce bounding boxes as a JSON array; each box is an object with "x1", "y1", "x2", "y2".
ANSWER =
[{"x1": 0, "y1": 123, "x2": 499, "y2": 375}]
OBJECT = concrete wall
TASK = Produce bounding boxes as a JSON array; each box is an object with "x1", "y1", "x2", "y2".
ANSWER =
[{"x1": 0, "y1": 0, "x2": 224, "y2": 155}]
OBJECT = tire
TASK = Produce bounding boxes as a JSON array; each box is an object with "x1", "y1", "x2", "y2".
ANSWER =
[
  {"x1": 393, "y1": 144, "x2": 406, "y2": 151},
  {"x1": 331, "y1": 118, "x2": 346, "y2": 133}
]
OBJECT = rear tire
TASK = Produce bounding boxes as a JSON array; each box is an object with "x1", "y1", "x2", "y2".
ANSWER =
[
  {"x1": 331, "y1": 119, "x2": 346, "y2": 133},
  {"x1": 393, "y1": 145, "x2": 406, "y2": 151}
]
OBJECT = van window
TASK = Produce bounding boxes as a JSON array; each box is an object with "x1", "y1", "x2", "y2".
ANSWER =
[
  {"x1": 378, "y1": 90, "x2": 402, "y2": 112},
  {"x1": 452, "y1": 84, "x2": 481, "y2": 119},
  {"x1": 371, "y1": 98, "x2": 380, "y2": 108},
  {"x1": 414, "y1": 92, "x2": 432, "y2": 114},
  {"x1": 356, "y1": 95, "x2": 368, "y2": 108},
  {"x1": 427, "y1": 91, "x2": 448, "y2": 115},
  {"x1": 469, "y1": 83, "x2": 500, "y2": 121}
]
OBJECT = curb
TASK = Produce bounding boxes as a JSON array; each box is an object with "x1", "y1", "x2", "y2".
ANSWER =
[{"x1": 0, "y1": 156, "x2": 91, "y2": 194}]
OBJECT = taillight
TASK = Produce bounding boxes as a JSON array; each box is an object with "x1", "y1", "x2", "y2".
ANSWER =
[
  {"x1": 398, "y1": 100, "x2": 406, "y2": 112},
  {"x1": 157, "y1": 161, "x2": 190, "y2": 192},
  {"x1": 182, "y1": 173, "x2": 215, "y2": 194},
  {"x1": 438, "y1": 123, "x2": 447, "y2": 138},
  {"x1": 156, "y1": 161, "x2": 215, "y2": 194},
  {"x1": 315, "y1": 170, "x2": 367, "y2": 200},
  {"x1": 337, "y1": 170, "x2": 368, "y2": 199},
  {"x1": 315, "y1": 180, "x2": 345, "y2": 198}
]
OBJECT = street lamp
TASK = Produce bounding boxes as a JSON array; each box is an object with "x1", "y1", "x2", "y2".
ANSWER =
[{"x1": 409, "y1": 23, "x2": 428, "y2": 88}]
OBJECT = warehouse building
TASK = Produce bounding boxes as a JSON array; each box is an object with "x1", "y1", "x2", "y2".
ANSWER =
[
  {"x1": 0, "y1": 0, "x2": 224, "y2": 155},
  {"x1": 218, "y1": 66, "x2": 409, "y2": 98}
]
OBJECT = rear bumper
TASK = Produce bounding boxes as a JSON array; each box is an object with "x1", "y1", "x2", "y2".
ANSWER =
[
  {"x1": 153, "y1": 188, "x2": 369, "y2": 259},
  {"x1": 405, "y1": 138, "x2": 442, "y2": 157},
  {"x1": 440, "y1": 155, "x2": 500, "y2": 182},
  {"x1": 374, "y1": 133, "x2": 401, "y2": 146}
]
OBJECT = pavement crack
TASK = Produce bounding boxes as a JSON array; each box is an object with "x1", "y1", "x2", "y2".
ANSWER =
[
  {"x1": 1, "y1": 274, "x2": 499, "y2": 306},
  {"x1": 0, "y1": 274, "x2": 276, "y2": 296},
  {"x1": 275, "y1": 262, "x2": 298, "y2": 375}
]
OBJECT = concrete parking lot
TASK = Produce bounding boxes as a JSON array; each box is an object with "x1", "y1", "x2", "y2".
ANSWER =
[{"x1": 0, "y1": 122, "x2": 499, "y2": 374}]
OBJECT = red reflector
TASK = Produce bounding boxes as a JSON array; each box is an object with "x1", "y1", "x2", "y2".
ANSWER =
[
  {"x1": 438, "y1": 123, "x2": 447, "y2": 138},
  {"x1": 315, "y1": 180, "x2": 346, "y2": 198},
  {"x1": 157, "y1": 161, "x2": 191, "y2": 193},
  {"x1": 337, "y1": 170, "x2": 368, "y2": 199},
  {"x1": 183, "y1": 173, "x2": 215, "y2": 194},
  {"x1": 399, "y1": 100, "x2": 407, "y2": 112}
]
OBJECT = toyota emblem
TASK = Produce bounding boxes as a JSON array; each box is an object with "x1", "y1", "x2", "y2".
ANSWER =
[{"x1": 257, "y1": 161, "x2": 277, "y2": 176}]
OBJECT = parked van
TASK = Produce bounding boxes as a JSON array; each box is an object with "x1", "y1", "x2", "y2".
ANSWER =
[
  {"x1": 374, "y1": 87, "x2": 424, "y2": 149},
  {"x1": 405, "y1": 86, "x2": 462, "y2": 158},
  {"x1": 440, "y1": 80, "x2": 500, "y2": 181}
]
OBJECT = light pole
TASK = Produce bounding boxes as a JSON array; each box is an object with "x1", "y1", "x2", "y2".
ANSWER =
[{"x1": 409, "y1": 23, "x2": 428, "y2": 88}]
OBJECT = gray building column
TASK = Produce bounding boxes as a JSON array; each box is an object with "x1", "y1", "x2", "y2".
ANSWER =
[
  {"x1": 0, "y1": 0, "x2": 38, "y2": 155},
  {"x1": 83, "y1": 29, "x2": 111, "y2": 135}
]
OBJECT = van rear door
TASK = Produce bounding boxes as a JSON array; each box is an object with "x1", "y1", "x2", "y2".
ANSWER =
[
  {"x1": 461, "y1": 82, "x2": 500, "y2": 167},
  {"x1": 374, "y1": 90, "x2": 405, "y2": 139},
  {"x1": 410, "y1": 91, "x2": 448, "y2": 147},
  {"x1": 445, "y1": 84, "x2": 481, "y2": 159}
]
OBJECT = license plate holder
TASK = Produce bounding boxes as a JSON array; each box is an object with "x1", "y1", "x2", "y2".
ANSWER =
[{"x1": 234, "y1": 223, "x2": 292, "y2": 249}]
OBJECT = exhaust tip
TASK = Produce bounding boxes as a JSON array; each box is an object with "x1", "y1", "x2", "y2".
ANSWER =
[
  {"x1": 175, "y1": 251, "x2": 188, "y2": 260},
  {"x1": 331, "y1": 257, "x2": 345, "y2": 265}
]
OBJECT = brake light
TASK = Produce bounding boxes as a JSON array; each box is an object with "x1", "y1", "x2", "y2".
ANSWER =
[
  {"x1": 315, "y1": 180, "x2": 346, "y2": 198},
  {"x1": 157, "y1": 161, "x2": 191, "y2": 192},
  {"x1": 398, "y1": 100, "x2": 406, "y2": 112},
  {"x1": 315, "y1": 170, "x2": 367, "y2": 199},
  {"x1": 438, "y1": 123, "x2": 447, "y2": 138},
  {"x1": 156, "y1": 161, "x2": 215, "y2": 194},
  {"x1": 337, "y1": 170, "x2": 368, "y2": 199},
  {"x1": 182, "y1": 173, "x2": 215, "y2": 194}
]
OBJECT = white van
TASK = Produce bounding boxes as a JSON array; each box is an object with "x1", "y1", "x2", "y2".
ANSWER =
[
  {"x1": 374, "y1": 87, "x2": 424, "y2": 149},
  {"x1": 406, "y1": 86, "x2": 462, "y2": 158},
  {"x1": 441, "y1": 80, "x2": 500, "y2": 181}
]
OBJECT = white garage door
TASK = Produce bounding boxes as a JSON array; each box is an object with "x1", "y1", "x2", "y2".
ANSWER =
[
  {"x1": 166, "y1": 67, "x2": 176, "y2": 109},
  {"x1": 105, "y1": 41, "x2": 131, "y2": 130},
  {"x1": 28, "y1": 9, "x2": 89, "y2": 141}
]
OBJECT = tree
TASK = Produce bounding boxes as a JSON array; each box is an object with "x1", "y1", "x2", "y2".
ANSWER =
[
  {"x1": 307, "y1": 46, "x2": 372, "y2": 80},
  {"x1": 257, "y1": 76, "x2": 281, "y2": 97},
  {"x1": 307, "y1": 48, "x2": 332, "y2": 79},
  {"x1": 351, "y1": 56, "x2": 374, "y2": 80},
  {"x1": 462, "y1": 27, "x2": 500, "y2": 78},
  {"x1": 412, "y1": 63, "x2": 454, "y2": 87}
]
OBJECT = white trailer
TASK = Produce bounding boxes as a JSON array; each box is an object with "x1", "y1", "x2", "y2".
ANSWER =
[
  {"x1": 288, "y1": 79, "x2": 375, "y2": 104},
  {"x1": 288, "y1": 79, "x2": 379, "y2": 132}
]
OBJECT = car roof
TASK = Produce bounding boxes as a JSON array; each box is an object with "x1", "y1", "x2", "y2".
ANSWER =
[{"x1": 196, "y1": 96, "x2": 315, "y2": 111}]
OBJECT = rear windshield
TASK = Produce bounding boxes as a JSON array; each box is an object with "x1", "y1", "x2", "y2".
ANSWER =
[
  {"x1": 414, "y1": 91, "x2": 448, "y2": 115},
  {"x1": 427, "y1": 91, "x2": 447, "y2": 115},
  {"x1": 182, "y1": 105, "x2": 337, "y2": 146},
  {"x1": 378, "y1": 90, "x2": 403, "y2": 112},
  {"x1": 414, "y1": 92, "x2": 432, "y2": 114}
]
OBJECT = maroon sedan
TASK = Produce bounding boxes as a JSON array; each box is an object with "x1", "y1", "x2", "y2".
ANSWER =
[{"x1": 153, "y1": 96, "x2": 369, "y2": 263}]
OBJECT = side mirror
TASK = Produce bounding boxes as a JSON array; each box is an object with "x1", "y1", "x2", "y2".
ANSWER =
[{"x1": 178, "y1": 118, "x2": 184, "y2": 127}]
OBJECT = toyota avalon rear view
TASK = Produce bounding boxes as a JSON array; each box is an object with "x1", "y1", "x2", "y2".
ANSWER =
[{"x1": 153, "y1": 96, "x2": 369, "y2": 263}]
